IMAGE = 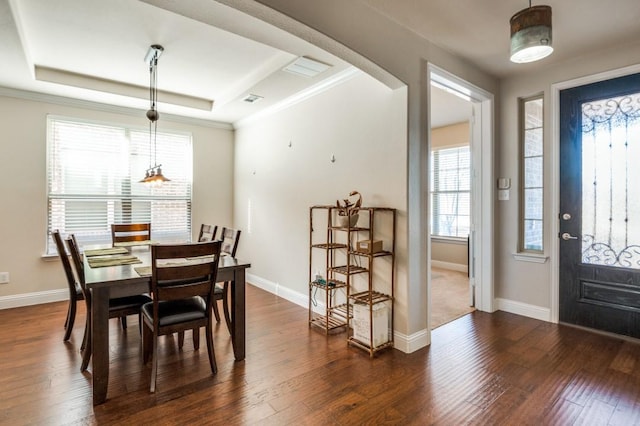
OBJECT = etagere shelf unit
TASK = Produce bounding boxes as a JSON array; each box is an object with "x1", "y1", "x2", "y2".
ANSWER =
[
  {"x1": 345, "y1": 207, "x2": 395, "y2": 356},
  {"x1": 308, "y1": 205, "x2": 350, "y2": 333},
  {"x1": 308, "y1": 205, "x2": 396, "y2": 357}
]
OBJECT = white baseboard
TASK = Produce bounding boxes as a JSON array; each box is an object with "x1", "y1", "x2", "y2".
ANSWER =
[
  {"x1": 247, "y1": 273, "x2": 426, "y2": 354},
  {"x1": 431, "y1": 260, "x2": 468, "y2": 273},
  {"x1": 247, "y1": 273, "x2": 308, "y2": 309},
  {"x1": 0, "y1": 289, "x2": 68, "y2": 310},
  {"x1": 393, "y1": 329, "x2": 430, "y2": 353},
  {"x1": 496, "y1": 298, "x2": 551, "y2": 322}
]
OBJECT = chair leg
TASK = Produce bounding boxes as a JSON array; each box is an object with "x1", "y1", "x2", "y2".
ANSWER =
[
  {"x1": 80, "y1": 313, "x2": 89, "y2": 352},
  {"x1": 80, "y1": 319, "x2": 91, "y2": 372},
  {"x1": 212, "y1": 299, "x2": 221, "y2": 322},
  {"x1": 150, "y1": 330, "x2": 159, "y2": 393},
  {"x1": 205, "y1": 322, "x2": 217, "y2": 374},
  {"x1": 120, "y1": 316, "x2": 128, "y2": 330},
  {"x1": 142, "y1": 322, "x2": 153, "y2": 364},
  {"x1": 178, "y1": 331, "x2": 185, "y2": 349},
  {"x1": 221, "y1": 282, "x2": 232, "y2": 335},
  {"x1": 192, "y1": 328, "x2": 200, "y2": 350},
  {"x1": 63, "y1": 299, "x2": 77, "y2": 341}
]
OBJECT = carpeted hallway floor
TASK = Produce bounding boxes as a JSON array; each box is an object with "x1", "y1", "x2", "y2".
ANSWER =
[{"x1": 431, "y1": 267, "x2": 475, "y2": 329}]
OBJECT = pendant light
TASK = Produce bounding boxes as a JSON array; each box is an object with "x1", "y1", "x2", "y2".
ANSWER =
[
  {"x1": 140, "y1": 44, "x2": 170, "y2": 185},
  {"x1": 510, "y1": 2, "x2": 553, "y2": 63}
]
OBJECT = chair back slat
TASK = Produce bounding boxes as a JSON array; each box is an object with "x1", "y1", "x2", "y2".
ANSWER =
[
  {"x1": 151, "y1": 242, "x2": 222, "y2": 305},
  {"x1": 111, "y1": 223, "x2": 151, "y2": 246},
  {"x1": 198, "y1": 224, "x2": 218, "y2": 242},
  {"x1": 219, "y1": 227, "x2": 241, "y2": 257}
]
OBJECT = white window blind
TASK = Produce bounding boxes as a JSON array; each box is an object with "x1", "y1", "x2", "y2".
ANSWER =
[
  {"x1": 430, "y1": 146, "x2": 471, "y2": 238},
  {"x1": 46, "y1": 116, "x2": 192, "y2": 254}
]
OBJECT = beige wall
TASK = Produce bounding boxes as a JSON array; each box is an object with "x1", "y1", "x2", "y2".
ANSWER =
[
  {"x1": 234, "y1": 71, "x2": 407, "y2": 306},
  {"x1": 431, "y1": 121, "x2": 469, "y2": 150},
  {"x1": 431, "y1": 121, "x2": 469, "y2": 268},
  {"x1": 0, "y1": 94, "x2": 234, "y2": 301},
  {"x1": 497, "y1": 41, "x2": 640, "y2": 310},
  {"x1": 242, "y1": 0, "x2": 498, "y2": 343}
]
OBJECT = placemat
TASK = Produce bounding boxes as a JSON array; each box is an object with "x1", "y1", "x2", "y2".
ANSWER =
[
  {"x1": 134, "y1": 266, "x2": 151, "y2": 277},
  {"x1": 84, "y1": 247, "x2": 128, "y2": 257},
  {"x1": 87, "y1": 255, "x2": 142, "y2": 268}
]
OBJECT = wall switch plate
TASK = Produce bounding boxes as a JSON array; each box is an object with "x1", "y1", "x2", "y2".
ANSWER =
[
  {"x1": 0, "y1": 272, "x2": 9, "y2": 284},
  {"x1": 498, "y1": 189, "x2": 510, "y2": 201}
]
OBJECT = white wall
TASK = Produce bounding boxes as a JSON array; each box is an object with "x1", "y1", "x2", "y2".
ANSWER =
[
  {"x1": 0, "y1": 93, "x2": 234, "y2": 305},
  {"x1": 233, "y1": 71, "x2": 407, "y2": 318}
]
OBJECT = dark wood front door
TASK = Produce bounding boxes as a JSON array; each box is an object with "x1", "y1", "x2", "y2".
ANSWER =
[{"x1": 559, "y1": 72, "x2": 640, "y2": 338}]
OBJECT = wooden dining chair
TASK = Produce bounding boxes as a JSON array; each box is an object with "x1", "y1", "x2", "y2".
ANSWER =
[
  {"x1": 66, "y1": 236, "x2": 152, "y2": 372},
  {"x1": 52, "y1": 230, "x2": 84, "y2": 343},
  {"x1": 213, "y1": 227, "x2": 241, "y2": 333},
  {"x1": 198, "y1": 224, "x2": 218, "y2": 242},
  {"x1": 141, "y1": 240, "x2": 222, "y2": 392},
  {"x1": 111, "y1": 223, "x2": 151, "y2": 247}
]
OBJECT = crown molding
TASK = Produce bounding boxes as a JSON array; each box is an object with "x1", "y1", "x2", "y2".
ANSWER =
[
  {"x1": 234, "y1": 66, "x2": 361, "y2": 129},
  {"x1": 0, "y1": 85, "x2": 233, "y2": 130}
]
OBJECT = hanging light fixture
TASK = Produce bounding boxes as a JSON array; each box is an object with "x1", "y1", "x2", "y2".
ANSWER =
[
  {"x1": 140, "y1": 44, "x2": 170, "y2": 185},
  {"x1": 509, "y1": 2, "x2": 553, "y2": 63}
]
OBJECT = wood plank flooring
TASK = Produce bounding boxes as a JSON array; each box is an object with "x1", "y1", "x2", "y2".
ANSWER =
[{"x1": 1, "y1": 284, "x2": 640, "y2": 424}]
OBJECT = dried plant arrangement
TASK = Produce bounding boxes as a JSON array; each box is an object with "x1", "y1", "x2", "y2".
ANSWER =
[{"x1": 336, "y1": 190, "x2": 362, "y2": 227}]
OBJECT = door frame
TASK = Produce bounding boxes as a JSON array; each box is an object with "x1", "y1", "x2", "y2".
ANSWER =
[
  {"x1": 550, "y1": 63, "x2": 640, "y2": 323},
  {"x1": 428, "y1": 64, "x2": 495, "y2": 321}
]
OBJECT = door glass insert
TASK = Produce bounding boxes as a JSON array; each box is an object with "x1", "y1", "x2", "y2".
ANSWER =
[{"x1": 582, "y1": 92, "x2": 640, "y2": 268}]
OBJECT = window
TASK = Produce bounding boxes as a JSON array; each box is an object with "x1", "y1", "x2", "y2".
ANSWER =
[
  {"x1": 430, "y1": 146, "x2": 470, "y2": 238},
  {"x1": 520, "y1": 96, "x2": 544, "y2": 252},
  {"x1": 46, "y1": 116, "x2": 192, "y2": 254}
]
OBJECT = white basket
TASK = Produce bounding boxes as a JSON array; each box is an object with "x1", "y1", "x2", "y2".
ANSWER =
[{"x1": 353, "y1": 303, "x2": 389, "y2": 347}]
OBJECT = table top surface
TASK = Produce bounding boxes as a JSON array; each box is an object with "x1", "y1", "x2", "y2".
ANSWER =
[{"x1": 83, "y1": 245, "x2": 250, "y2": 288}]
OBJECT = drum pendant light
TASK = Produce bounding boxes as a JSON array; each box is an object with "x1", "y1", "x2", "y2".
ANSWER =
[{"x1": 510, "y1": 2, "x2": 553, "y2": 63}]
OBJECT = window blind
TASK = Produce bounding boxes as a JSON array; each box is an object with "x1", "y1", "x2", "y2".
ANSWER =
[
  {"x1": 430, "y1": 146, "x2": 471, "y2": 238},
  {"x1": 46, "y1": 116, "x2": 192, "y2": 254}
]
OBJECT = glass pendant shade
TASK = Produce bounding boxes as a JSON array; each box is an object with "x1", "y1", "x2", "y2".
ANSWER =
[{"x1": 510, "y1": 5, "x2": 553, "y2": 63}]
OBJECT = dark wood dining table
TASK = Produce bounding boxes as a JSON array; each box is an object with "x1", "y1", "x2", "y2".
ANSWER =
[{"x1": 83, "y1": 245, "x2": 251, "y2": 405}]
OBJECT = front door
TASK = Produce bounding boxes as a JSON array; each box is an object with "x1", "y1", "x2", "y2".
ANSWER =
[{"x1": 559, "y1": 72, "x2": 640, "y2": 338}]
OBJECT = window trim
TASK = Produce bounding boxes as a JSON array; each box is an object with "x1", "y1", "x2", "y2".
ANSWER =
[
  {"x1": 430, "y1": 144, "x2": 471, "y2": 239},
  {"x1": 518, "y1": 94, "x2": 545, "y2": 254}
]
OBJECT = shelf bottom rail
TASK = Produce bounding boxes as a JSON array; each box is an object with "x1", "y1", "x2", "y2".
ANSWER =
[
  {"x1": 348, "y1": 337, "x2": 394, "y2": 357},
  {"x1": 309, "y1": 315, "x2": 348, "y2": 333}
]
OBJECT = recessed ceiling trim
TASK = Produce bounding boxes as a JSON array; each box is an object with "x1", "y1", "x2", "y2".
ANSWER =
[{"x1": 34, "y1": 66, "x2": 214, "y2": 111}]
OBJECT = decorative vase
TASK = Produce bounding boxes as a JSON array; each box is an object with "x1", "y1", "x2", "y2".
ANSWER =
[{"x1": 338, "y1": 213, "x2": 359, "y2": 228}]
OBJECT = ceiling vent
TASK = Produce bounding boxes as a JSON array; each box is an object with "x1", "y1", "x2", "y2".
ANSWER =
[
  {"x1": 283, "y1": 56, "x2": 331, "y2": 78},
  {"x1": 243, "y1": 94, "x2": 263, "y2": 103}
]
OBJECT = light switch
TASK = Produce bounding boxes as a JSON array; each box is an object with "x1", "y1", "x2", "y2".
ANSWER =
[{"x1": 498, "y1": 189, "x2": 510, "y2": 201}]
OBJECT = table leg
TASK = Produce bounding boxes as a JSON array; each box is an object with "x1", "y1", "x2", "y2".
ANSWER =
[
  {"x1": 91, "y1": 287, "x2": 110, "y2": 405},
  {"x1": 231, "y1": 270, "x2": 246, "y2": 360}
]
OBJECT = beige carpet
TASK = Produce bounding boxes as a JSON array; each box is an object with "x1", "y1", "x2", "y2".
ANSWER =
[{"x1": 431, "y1": 267, "x2": 475, "y2": 329}]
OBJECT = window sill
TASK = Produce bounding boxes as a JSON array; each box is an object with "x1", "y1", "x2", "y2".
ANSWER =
[
  {"x1": 512, "y1": 252, "x2": 548, "y2": 263},
  {"x1": 431, "y1": 236, "x2": 467, "y2": 245}
]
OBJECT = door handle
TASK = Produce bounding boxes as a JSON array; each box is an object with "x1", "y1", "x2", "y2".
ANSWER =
[{"x1": 561, "y1": 232, "x2": 578, "y2": 240}]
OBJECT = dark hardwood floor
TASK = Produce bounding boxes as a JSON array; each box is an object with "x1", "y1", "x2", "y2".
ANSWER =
[{"x1": 2, "y1": 284, "x2": 640, "y2": 425}]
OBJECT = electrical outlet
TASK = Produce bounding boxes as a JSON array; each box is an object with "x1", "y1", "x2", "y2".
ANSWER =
[{"x1": 0, "y1": 272, "x2": 9, "y2": 284}]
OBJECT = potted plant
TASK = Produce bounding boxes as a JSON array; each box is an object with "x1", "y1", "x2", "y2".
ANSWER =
[{"x1": 336, "y1": 190, "x2": 362, "y2": 228}]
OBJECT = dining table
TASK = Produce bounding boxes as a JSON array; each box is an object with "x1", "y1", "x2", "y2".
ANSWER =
[{"x1": 83, "y1": 244, "x2": 251, "y2": 405}]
